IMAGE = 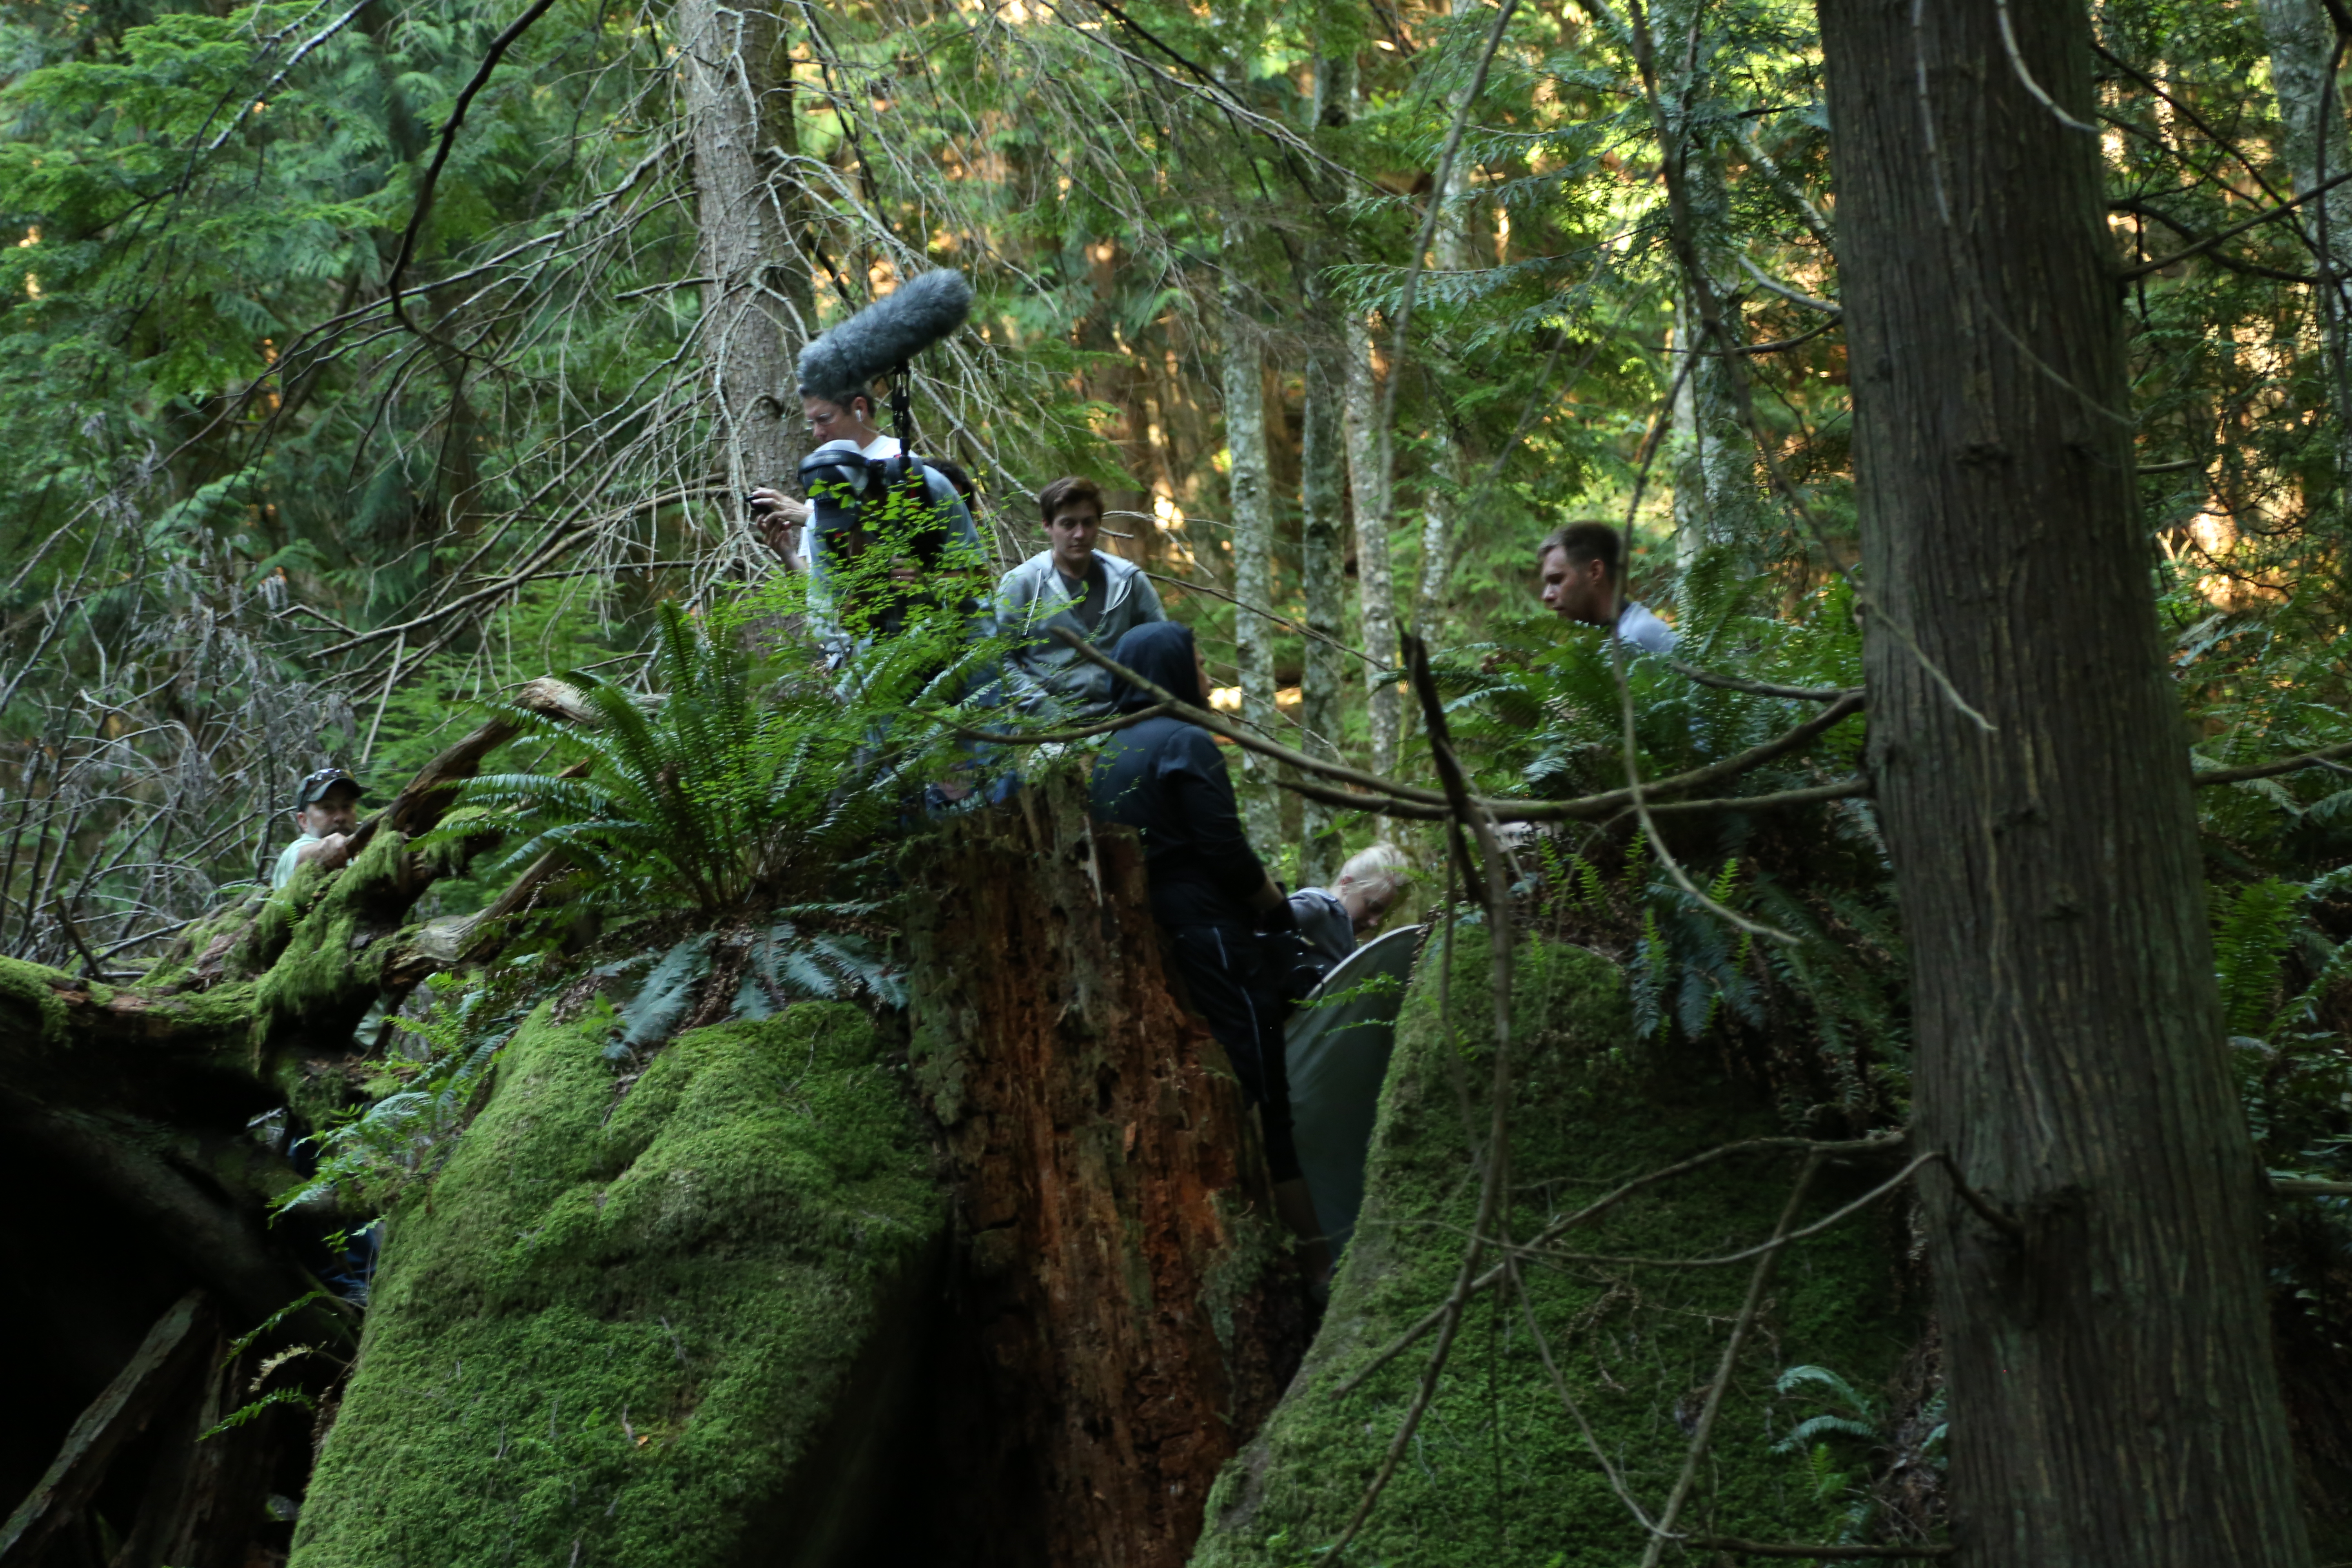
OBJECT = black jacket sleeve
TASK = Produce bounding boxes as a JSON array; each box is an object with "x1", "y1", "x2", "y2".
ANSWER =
[{"x1": 1157, "y1": 727, "x2": 1268, "y2": 905}]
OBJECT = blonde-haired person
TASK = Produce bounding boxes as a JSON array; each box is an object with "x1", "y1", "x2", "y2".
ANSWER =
[{"x1": 1287, "y1": 843, "x2": 1412, "y2": 973}]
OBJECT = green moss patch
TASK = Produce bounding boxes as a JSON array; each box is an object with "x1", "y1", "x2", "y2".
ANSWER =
[
  {"x1": 1192, "y1": 926, "x2": 1922, "y2": 1567},
  {"x1": 291, "y1": 1000, "x2": 944, "y2": 1568},
  {"x1": 0, "y1": 954, "x2": 75, "y2": 1051},
  {"x1": 251, "y1": 829, "x2": 415, "y2": 1044}
]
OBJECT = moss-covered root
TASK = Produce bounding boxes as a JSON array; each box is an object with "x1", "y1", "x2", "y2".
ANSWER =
[
  {"x1": 1190, "y1": 928, "x2": 1921, "y2": 1568},
  {"x1": 290, "y1": 1002, "x2": 946, "y2": 1568},
  {"x1": 250, "y1": 829, "x2": 416, "y2": 1047}
]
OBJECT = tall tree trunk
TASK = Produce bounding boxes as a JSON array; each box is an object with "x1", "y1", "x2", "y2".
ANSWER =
[
  {"x1": 1341, "y1": 313, "x2": 1399, "y2": 774},
  {"x1": 681, "y1": 0, "x2": 809, "y2": 555},
  {"x1": 1658, "y1": 3, "x2": 1758, "y2": 578},
  {"x1": 1222, "y1": 283, "x2": 1283, "y2": 854},
  {"x1": 1414, "y1": 160, "x2": 1472, "y2": 640},
  {"x1": 1817, "y1": 2, "x2": 2312, "y2": 1564},
  {"x1": 1297, "y1": 339, "x2": 1347, "y2": 888},
  {"x1": 1298, "y1": 46, "x2": 1357, "y2": 888},
  {"x1": 2256, "y1": 0, "x2": 2352, "y2": 476}
]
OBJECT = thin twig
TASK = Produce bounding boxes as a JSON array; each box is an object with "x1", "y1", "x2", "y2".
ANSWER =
[
  {"x1": 1140, "y1": 570, "x2": 1381, "y2": 668},
  {"x1": 51, "y1": 900, "x2": 102, "y2": 979},
  {"x1": 1051, "y1": 628, "x2": 1866, "y2": 821},
  {"x1": 384, "y1": 0, "x2": 566, "y2": 335},
  {"x1": 934, "y1": 703, "x2": 1169, "y2": 745},
  {"x1": 1993, "y1": 0, "x2": 2097, "y2": 134},
  {"x1": 1323, "y1": 635, "x2": 1520, "y2": 1562},
  {"x1": 1686, "y1": 1538, "x2": 1954, "y2": 1559},
  {"x1": 2271, "y1": 1176, "x2": 2352, "y2": 1198},
  {"x1": 2193, "y1": 740, "x2": 2352, "y2": 787},
  {"x1": 1283, "y1": 774, "x2": 1871, "y2": 823},
  {"x1": 1503, "y1": 1250, "x2": 1660, "y2": 1533},
  {"x1": 1667, "y1": 663, "x2": 1857, "y2": 702},
  {"x1": 1334, "y1": 1131, "x2": 1909, "y2": 1398},
  {"x1": 1537, "y1": 1152, "x2": 1937, "y2": 1269},
  {"x1": 1636, "y1": 1154, "x2": 1824, "y2": 1568},
  {"x1": 2119, "y1": 167, "x2": 2352, "y2": 281}
]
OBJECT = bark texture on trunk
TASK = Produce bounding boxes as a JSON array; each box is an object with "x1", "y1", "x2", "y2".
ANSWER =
[
  {"x1": 1297, "y1": 44, "x2": 1357, "y2": 886},
  {"x1": 1342, "y1": 312, "x2": 1400, "y2": 774},
  {"x1": 1221, "y1": 294, "x2": 1282, "y2": 855},
  {"x1": 1818, "y1": 2, "x2": 2311, "y2": 1563},
  {"x1": 1298, "y1": 339, "x2": 1348, "y2": 888},
  {"x1": 682, "y1": 0, "x2": 808, "y2": 550},
  {"x1": 906, "y1": 775, "x2": 1305, "y2": 1568},
  {"x1": 2257, "y1": 0, "x2": 2352, "y2": 463},
  {"x1": 1413, "y1": 124, "x2": 1470, "y2": 641},
  {"x1": 1657, "y1": 2, "x2": 1759, "y2": 575}
]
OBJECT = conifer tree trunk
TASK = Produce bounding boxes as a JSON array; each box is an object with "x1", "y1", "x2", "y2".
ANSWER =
[
  {"x1": 2257, "y1": 0, "x2": 2352, "y2": 473},
  {"x1": 904, "y1": 775, "x2": 1305, "y2": 1567},
  {"x1": 1297, "y1": 341, "x2": 1347, "y2": 888},
  {"x1": 1414, "y1": 162, "x2": 1471, "y2": 640},
  {"x1": 1297, "y1": 44, "x2": 1356, "y2": 887},
  {"x1": 1658, "y1": 2, "x2": 1758, "y2": 574},
  {"x1": 1342, "y1": 314, "x2": 1399, "y2": 775},
  {"x1": 1222, "y1": 289, "x2": 1283, "y2": 854},
  {"x1": 681, "y1": 0, "x2": 808, "y2": 549},
  {"x1": 1817, "y1": 2, "x2": 2311, "y2": 1562}
]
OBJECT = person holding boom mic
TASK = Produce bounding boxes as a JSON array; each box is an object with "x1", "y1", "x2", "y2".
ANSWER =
[{"x1": 754, "y1": 271, "x2": 991, "y2": 670}]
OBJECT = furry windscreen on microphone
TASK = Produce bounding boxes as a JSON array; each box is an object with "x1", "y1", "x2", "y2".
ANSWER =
[{"x1": 794, "y1": 270, "x2": 974, "y2": 408}]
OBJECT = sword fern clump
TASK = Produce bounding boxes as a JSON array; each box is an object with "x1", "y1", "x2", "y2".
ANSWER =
[{"x1": 437, "y1": 598, "x2": 893, "y2": 914}]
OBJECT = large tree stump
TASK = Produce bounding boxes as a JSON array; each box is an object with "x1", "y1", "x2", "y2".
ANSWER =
[{"x1": 904, "y1": 773, "x2": 1307, "y2": 1568}]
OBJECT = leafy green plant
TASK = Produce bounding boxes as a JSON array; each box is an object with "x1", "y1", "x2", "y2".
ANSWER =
[
  {"x1": 1770, "y1": 1363, "x2": 1944, "y2": 1548},
  {"x1": 1772, "y1": 1364, "x2": 1884, "y2": 1453},
  {"x1": 273, "y1": 972, "x2": 520, "y2": 1218},
  {"x1": 2215, "y1": 878, "x2": 2301, "y2": 1041},
  {"x1": 432, "y1": 599, "x2": 882, "y2": 914}
]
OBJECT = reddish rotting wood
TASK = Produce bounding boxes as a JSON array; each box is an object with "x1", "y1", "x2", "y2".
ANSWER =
[{"x1": 904, "y1": 772, "x2": 1305, "y2": 1568}]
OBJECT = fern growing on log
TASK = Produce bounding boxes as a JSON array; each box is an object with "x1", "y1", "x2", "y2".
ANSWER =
[{"x1": 429, "y1": 601, "x2": 880, "y2": 913}]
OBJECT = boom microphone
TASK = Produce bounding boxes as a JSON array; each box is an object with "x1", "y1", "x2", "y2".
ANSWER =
[{"x1": 795, "y1": 270, "x2": 974, "y2": 408}]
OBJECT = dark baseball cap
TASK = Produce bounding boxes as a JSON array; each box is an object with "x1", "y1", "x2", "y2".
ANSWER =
[{"x1": 295, "y1": 767, "x2": 363, "y2": 811}]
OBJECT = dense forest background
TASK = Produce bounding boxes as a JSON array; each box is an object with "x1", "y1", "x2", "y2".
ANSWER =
[
  {"x1": 6, "y1": 0, "x2": 2349, "y2": 924},
  {"x1": 6, "y1": 0, "x2": 2352, "y2": 1559},
  {"x1": 7, "y1": 0, "x2": 2349, "y2": 1182}
]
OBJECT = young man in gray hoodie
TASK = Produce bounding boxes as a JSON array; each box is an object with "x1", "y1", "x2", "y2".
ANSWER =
[{"x1": 996, "y1": 477, "x2": 1165, "y2": 719}]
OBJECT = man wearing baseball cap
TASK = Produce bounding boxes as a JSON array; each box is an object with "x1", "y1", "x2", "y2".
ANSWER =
[{"x1": 272, "y1": 767, "x2": 363, "y2": 889}]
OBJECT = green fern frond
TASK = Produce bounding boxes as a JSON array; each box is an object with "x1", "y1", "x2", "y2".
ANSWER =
[{"x1": 2214, "y1": 878, "x2": 2299, "y2": 1040}]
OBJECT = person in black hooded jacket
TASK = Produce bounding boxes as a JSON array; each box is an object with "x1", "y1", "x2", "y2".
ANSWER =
[{"x1": 1090, "y1": 621, "x2": 1330, "y2": 1282}]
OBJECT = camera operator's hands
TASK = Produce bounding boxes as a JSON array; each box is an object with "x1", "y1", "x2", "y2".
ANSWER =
[{"x1": 748, "y1": 488, "x2": 809, "y2": 568}]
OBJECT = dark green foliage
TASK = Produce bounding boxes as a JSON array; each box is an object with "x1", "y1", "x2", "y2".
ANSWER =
[
  {"x1": 432, "y1": 599, "x2": 895, "y2": 913},
  {"x1": 1445, "y1": 567, "x2": 1900, "y2": 1123},
  {"x1": 272, "y1": 969, "x2": 528, "y2": 1219}
]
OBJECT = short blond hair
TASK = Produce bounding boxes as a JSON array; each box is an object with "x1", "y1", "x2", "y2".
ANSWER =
[{"x1": 1336, "y1": 843, "x2": 1411, "y2": 899}]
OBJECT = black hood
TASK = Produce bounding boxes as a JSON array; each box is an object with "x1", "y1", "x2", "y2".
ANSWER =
[{"x1": 1109, "y1": 621, "x2": 1201, "y2": 712}]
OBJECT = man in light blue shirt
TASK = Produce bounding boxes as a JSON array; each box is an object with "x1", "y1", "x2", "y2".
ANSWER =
[{"x1": 1537, "y1": 521, "x2": 1678, "y2": 655}]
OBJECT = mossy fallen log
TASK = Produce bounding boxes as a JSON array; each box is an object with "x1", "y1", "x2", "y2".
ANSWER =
[
  {"x1": 291, "y1": 1001, "x2": 945, "y2": 1567},
  {"x1": 1191, "y1": 925, "x2": 1926, "y2": 1566},
  {"x1": 0, "y1": 681, "x2": 596, "y2": 1565}
]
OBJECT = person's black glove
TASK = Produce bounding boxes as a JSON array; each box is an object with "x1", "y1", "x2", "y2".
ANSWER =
[{"x1": 1257, "y1": 893, "x2": 1299, "y2": 937}]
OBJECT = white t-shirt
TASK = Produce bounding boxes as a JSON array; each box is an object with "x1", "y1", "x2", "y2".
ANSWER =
[
  {"x1": 1615, "y1": 601, "x2": 1678, "y2": 655},
  {"x1": 271, "y1": 832, "x2": 322, "y2": 890}
]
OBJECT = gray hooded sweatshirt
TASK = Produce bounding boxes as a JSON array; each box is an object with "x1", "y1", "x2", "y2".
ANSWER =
[{"x1": 996, "y1": 549, "x2": 1166, "y2": 718}]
